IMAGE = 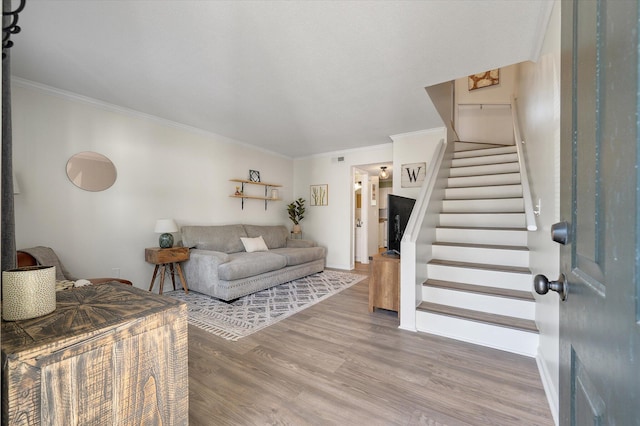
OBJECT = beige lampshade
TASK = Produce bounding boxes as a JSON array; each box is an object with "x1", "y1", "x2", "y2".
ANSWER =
[
  {"x1": 154, "y1": 219, "x2": 178, "y2": 233},
  {"x1": 2, "y1": 266, "x2": 57, "y2": 321}
]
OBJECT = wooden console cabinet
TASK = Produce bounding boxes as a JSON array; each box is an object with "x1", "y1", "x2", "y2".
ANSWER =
[
  {"x1": 369, "y1": 253, "x2": 400, "y2": 315},
  {"x1": 1, "y1": 283, "x2": 188, "y2": 425}
]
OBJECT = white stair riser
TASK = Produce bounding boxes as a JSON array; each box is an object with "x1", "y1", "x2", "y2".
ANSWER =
[
  {"x1": 439, "y1": 213, "x2": 526, "y2": 228},
  {"x1": 416, "y1": 311, "x2": 538, "y2": 357},
  {"x1": 436, "y1": 228, "x2": 528, "y2": 246},
  {"x1": 445, "y1": 185, "x2": 523, "y2": 200},
  {"x1": 450, "y1": 162, "x2": 520, "y2": 177},
  {"x1": 442, "y1": 198, "x2": 524, "y2": 213},
  {"x1": 454, "y1": 142, "x2": 505, "y2": 152},
  {"x1": 432, "y1": 245, "x2": 529, "y2": 268},
  {"x1": 452, "y1": 153, "x2": 519, "y2": 168},
  {"x1": 447, "y1": 173, "x2": 521, "y2": 188},
  {"x1": 427, "y1": 263, "x2": 532, "y2": 291},
  {"x1": 454, "y1": 146, "x2": 517, "y2": 158},
  {"x1": 421, "y1": 286, "x2": 535, "y2": 320}
]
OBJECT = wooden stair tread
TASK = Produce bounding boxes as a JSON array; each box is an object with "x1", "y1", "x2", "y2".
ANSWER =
[
  {"x1": 450, "y1": 161, "x2": 519, "y2": 170},
  {"x1": 448, "y1": 171, "x2": 522, "y2": 178},
  {"x1": 454, "y1": 141, "x2": 506, "y2": 148},
  {"x1": 432, "y1": 241, "x2": 529, "y2": 251},
  {"x1": 437, "y1": 226, "x2": 528, "y2": 231},
  {"x1": 428, "y1": 259, "x2": 531, "y2": 274},
  {"x1": 446, "y1": 183, "x2": 522, "y2": 189},
  {"x1": 453, "y1": 149, "x2": 517, "y2": 158},
  {"x1": 440, "y1": 211, "x2": 525, "y2": 215},
  {"x1": 423, "y1": 279, "x2": 534, "y2": 301},
  {"x1": 417, "y1": 302, "x2": 539, "y2": 333},
  {"x1": 444, "y1": 196, "x2": 524, "y2": 201}
]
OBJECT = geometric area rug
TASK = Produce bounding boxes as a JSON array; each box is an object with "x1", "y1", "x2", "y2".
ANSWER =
[{"x1": 164, "y1": 270, "x2": 367, "y2": 341}]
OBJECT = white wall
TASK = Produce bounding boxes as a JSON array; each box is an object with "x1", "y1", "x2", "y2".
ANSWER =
[
  {"x1": 455, "y1": 64, "x2": 518, "y2": 105},
  {"x1": 391, "y1": 128, "x2": 446, "y2": 199},
  {"x1": 454, "y1": 65, "x2": 518, "y2": 144},
  {"x1": 293, "y1": 145, "x2": 392, "y2": 270},
  {"x1": 12, "y1": 81, "x2": 293, "y2": 290},
  {"x1": 515, "y1": 1, "x2": 561, "y2": 424}
]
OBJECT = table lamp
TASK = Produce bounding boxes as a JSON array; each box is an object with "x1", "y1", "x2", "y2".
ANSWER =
[{"x1": 155, "y1": 219, "x2": 178, "y2": 248}]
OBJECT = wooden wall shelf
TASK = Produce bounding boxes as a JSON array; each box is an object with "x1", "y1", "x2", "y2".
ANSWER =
[{"x1": 230, "y1": 179, "x2": 282, "y2": 210}]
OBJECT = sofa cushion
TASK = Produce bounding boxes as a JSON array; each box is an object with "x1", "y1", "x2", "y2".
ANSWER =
[
  {"x1": 240, "y1": 236, "x2": 269, "y2": 253},
  {"x1": 181, "y1": 225, "x2": 247, "y2": 254},
  {"x1": 243, "y1": 225, "x2": 289, "y2": 249},
  {"x1": 218, "y1": 252, "x2": 287, "y2": 281},
  {"x1": 270, "y1": 247, "x2": 326, "y2": 266}
]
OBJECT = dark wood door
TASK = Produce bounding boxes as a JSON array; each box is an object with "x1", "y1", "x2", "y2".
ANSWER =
[{"x1": 557, "y1": 0, "x2": 640, "y2": 424}]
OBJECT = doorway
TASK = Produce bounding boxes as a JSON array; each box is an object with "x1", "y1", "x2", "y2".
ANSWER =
[{"x1": 352, "y1": 162, "x2": 393, "y2": 267}]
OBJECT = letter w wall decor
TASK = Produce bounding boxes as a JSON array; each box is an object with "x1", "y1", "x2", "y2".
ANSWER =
[{"x1": 401, "y1": 162, "x2": 426, "y2": 188}]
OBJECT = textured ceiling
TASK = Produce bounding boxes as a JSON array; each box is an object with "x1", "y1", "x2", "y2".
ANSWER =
[{"x1": 11, "y1": 1, "x2": 553, "y2": 158}]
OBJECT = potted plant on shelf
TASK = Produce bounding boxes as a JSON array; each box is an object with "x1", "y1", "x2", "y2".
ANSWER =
[{"x1": 287, "y1": 198, "x2": 305, "y2": 233}]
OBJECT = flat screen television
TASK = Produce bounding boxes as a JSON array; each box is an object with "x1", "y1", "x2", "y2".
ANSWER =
[{"x1": 385, "y1": 194, "x2": 416, "y2": 256}]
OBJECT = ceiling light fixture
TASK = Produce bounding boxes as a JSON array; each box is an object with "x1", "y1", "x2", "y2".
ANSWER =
[{"x1": 379, "y1": 166, "x2": 389, "y2": 180}]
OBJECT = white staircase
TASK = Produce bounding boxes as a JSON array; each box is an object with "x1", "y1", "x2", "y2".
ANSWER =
[{"x1": 416, "y1": 142, "x2": 538, "y2": 357}]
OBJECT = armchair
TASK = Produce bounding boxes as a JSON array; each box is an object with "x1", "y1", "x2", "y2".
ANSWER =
[{"x1": 17, "y1": 246, "x2": 132, "y2": 286}]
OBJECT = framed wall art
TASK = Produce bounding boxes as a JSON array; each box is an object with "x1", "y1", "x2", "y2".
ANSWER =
[
  {"x1": 401, "y1": 162, "x2": 426, "y2": 188},
  {"x1": 371, "y1": 182, "x2": 377, "y2": 206},
  {"x1": 310, "y1": 184, "x2": 328, "y2": 206},
  {"x1": 468, "y1": 69, "x2": 500, "y2": 91},
  {"x1": 249, "y1": 170, "x2": 261, "y2": 182}
]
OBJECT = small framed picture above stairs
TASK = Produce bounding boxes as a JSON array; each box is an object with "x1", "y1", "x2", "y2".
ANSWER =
[{"x1": 416, "y1": 141, "x2": 538, "y2": 357}]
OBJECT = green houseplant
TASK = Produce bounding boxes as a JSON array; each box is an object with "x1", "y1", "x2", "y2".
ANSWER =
[{"x1": 287, "y1": 198, "x2": 306, "y2": 233}]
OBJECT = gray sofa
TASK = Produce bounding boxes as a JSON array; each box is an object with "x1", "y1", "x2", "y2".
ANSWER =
[{"x1": 181, "y1": 224, "x2": 326, "y2": 301}]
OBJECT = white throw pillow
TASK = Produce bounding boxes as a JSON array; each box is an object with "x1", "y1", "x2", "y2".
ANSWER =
[{"x1": 240, "y1": 236, "x2": 269, "y2": 253}]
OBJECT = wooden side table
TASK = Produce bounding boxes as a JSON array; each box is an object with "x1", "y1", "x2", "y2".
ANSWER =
[
  {"x1": 145, "y1": 247, "x2": 189, "y2": 294},
  {"x1": 369, "y1": 253, "x2": 400, "y2": 315}
]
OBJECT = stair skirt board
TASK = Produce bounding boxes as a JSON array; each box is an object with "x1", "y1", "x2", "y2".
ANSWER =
[
  {"x1": 431, "y1": 244, "x2": 529, "y2": 268},
  {"x1": 453, "y1": 146, "x2": 518, "y2": 158},
  {"x1": 439, "y1": 213, "x2": 526, "y2": 228},
  {"x1": 451, "y1": 153, "x2": 519, "y2": 168},
  {"x1": 427, "y1": 262, "x2": 532, "y2": 291},
  {"x1": 416, "y1": 311, "x2": 539, "y2": 357},
  {"x1": 442, "y1": 198, "x2": 524, "y2": 213},
  {"x1": 436, "y1": 227, "x2": 528, "y2": 246},
  {"x1": 449, "y1": 162, "x2": 520, "y2": 177},
  {"x1": 447, "y1": 173, "x2": 521, "y2": 188},
  {"x1": 444, "y1": 184, "x2": 523, "y2": 200},
  {"x1": 421, "y1": 285, "x2": 535, "y2": 320}
]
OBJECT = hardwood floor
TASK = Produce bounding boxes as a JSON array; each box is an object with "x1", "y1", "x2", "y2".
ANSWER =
[{"x1": 188, "y1": 264, "x2": 554, "y2": 425}]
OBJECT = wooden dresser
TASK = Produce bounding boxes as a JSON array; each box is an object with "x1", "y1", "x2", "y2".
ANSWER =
[
  {"x1": 1, "y1": 283, "x2": 188, "y2": 425},
  {"x1": 369, "y1": 253, "x2": 400, "y2": 315}
]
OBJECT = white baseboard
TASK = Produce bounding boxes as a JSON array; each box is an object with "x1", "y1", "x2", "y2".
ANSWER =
[{"x1": 536, "y1": 348, "x2": 559, "y2": 426}]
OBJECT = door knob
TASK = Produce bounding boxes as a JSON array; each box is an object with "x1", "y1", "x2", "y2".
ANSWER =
[
  {"x1": 551, "y1": 221, "x2": 571, "y2": 245},
  {"x1": 533, "y1": 274, "x2": 568, "y2": 301}
]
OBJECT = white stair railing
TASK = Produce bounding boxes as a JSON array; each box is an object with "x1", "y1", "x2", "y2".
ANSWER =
[{"x1": 511, "y1": 96, "x2": 537, "y2": 231}]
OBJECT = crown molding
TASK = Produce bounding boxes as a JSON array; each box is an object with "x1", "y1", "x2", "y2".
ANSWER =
[{"x1": 11, "y1": 77, "x2": 292, "y2": 160}]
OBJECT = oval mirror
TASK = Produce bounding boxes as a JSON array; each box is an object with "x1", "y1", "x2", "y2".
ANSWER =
[{"x1": 66, "y1": 151, "x2": 117, "y2": 192}]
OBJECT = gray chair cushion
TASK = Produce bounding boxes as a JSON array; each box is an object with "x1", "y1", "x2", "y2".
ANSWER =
[
  {"x1": 181, "y1": 225, "x2": 247, "y2": 254},
  {"x1": 243, "y1": 225, "x2": 289, "y2": 249},
  {"x1": 218, "y1": 252, "x2": 287, "y2": 281},
  {"x1": 270, "y1": 247, "x2": 326, "y2": 266}
]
